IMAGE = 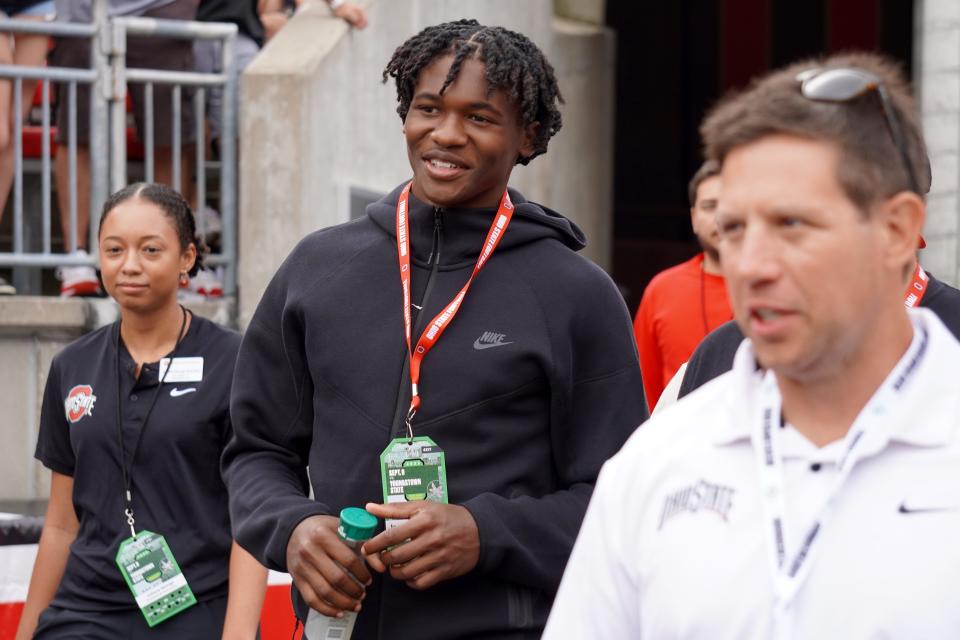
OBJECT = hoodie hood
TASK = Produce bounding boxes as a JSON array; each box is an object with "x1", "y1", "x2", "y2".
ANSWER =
[{"x1": 367, "y1": 182, "x2": 587, "y2": 268}]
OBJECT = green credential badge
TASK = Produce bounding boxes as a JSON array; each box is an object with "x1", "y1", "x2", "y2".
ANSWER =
[
  {"x1": 115, "y1": 530, "x2": 197, "y2": 627},
  {"x1": 380, "y1": 436, "x2": 448, "y2": 530}
]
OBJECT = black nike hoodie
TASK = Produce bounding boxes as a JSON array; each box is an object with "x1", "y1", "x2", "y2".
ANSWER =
[{"x1": 224, "y1": 183, "x2": 647, "y2": 638}]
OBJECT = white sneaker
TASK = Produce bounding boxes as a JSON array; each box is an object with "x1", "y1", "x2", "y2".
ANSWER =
[
  {"x1": 0, "y1": 276, "x2": 14, "y2": 295},
  {"x1": 189, "y1": 267, "x2": 223, "y2": 298},
  {"x1": 57, "y1": 250, "x2": 101, "y2": 297}
]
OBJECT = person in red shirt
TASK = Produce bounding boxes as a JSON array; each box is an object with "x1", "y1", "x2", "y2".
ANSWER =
[{"x1": 633, "y1": 160, "x2": 732, "y2": 410}]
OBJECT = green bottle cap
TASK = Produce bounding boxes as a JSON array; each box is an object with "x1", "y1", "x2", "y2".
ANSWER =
[{"x1": 338, "y1": 507, "x2": 378, "y2": 542}]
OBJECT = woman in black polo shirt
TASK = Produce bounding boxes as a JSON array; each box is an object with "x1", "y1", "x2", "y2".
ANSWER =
[{"x1": 16, "y1": 184, "x2": 266, "y2": 639}]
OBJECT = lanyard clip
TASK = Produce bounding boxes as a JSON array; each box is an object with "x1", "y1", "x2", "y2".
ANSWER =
[
  {"x1": 124, "y1": 507, "x2": 136, "y2": 538},
  {"x1": 405, "y1": 407, "x2": 416, "y2": 442}
]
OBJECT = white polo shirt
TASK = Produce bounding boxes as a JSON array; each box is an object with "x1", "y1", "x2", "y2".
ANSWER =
[{"x1": 544, "y1": 307, "x2": 960, "y2": 639}]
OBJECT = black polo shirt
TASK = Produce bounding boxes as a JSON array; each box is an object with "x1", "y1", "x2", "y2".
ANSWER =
[{"x1": 34, "y1": 314, "x2": 241, "y2": 611}]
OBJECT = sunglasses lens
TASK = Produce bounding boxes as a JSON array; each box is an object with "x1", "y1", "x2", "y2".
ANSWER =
[
  {"x1": 797, "y1": 66, "x2": 920, "y2": 194},
  {"x1": 802, "y1": 69, "x2": 876, "y2": 101}
]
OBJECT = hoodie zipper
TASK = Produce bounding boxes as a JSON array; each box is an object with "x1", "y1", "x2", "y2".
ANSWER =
[
  {"x1": 388, "y1": 207, "x2": 443, "y2": 438},
  {"x1": 377, "y1": 206, "x2": 443, "y2": 639}
]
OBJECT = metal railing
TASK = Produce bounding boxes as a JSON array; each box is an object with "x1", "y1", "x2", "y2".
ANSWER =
[
  {"x1": 0, "y1": 18, "x2": 105, "y2": 273},
  {"x1": 0, "y1": 2, "x2": 238, "y2": 295}
]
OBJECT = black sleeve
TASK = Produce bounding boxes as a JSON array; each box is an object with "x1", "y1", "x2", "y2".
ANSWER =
[
  {"x1": 677, "y1": 320, "x2": 745, "y2": 399},
  {"x1": 920, "y1": 275, "x2": 960, "y2": 340},
  {"x1": 218, "y1": 333, "x2": 243, "y2": 469},
  {"x1": 34, "y1": 359, "x2": 75, "y2": 476},
  {"x1": 463, "y1": 265, "x2": 648, "y2": 591},
  {"x1": 222, "y1": 260, "x2": 328, "y2": 572}
]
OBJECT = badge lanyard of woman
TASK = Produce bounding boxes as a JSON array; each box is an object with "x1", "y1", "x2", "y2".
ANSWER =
[{"x1": 113, "y1": 305, "x2": 197, "y2": 627}]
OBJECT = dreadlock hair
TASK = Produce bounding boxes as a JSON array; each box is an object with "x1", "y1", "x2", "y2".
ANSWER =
[
  {"x1": 382, "y1": 19, "x2": 563, "y2": 166},
  {"x1": 99, "y1": 182, "x2": 208, "y2": 277}
]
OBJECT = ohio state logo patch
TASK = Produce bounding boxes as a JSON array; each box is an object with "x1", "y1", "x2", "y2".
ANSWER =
[{"x1": 64, "y1": 385, "x2": 97, "y2": 424}]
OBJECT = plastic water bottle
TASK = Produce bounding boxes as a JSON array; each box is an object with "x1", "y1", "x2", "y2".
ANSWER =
[{"x1": 303, "y1": 507, "x2": 378, "y2": 640}]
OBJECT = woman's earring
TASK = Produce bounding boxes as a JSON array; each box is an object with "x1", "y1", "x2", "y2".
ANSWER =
[{"x1": 179, "y1": 272, "x2": 189, "y2": 286}]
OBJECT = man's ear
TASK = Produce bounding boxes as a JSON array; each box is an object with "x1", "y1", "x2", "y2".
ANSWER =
[
  {"x1": 519, "y1": 121, "x2": 540, "y2": 160},
  {"x1": 877, "y1": 191, "x2": 925, "y2": 273}
]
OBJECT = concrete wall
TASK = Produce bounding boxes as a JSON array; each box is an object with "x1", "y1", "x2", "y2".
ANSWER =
[
  {"x1": 918, "y1": 0, "x2": 960, "y2": 286},
  {"x1": 239, "y1": 0, "x2": 616, "y2": 326},
  {"x1": 0, "y1": 299, "x2": 87, "y2": 503}
]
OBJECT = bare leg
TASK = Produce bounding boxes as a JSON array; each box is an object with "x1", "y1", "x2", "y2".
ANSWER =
[
  {"x1": 55, "y1": 145, "x2": 89, "y2": 252},
  {"x1": 0, "y1": 19, "x2": 50, "y2": 220},
  {"x1": 153, "y1": 145, "x2": 192, "y2": 198},
  {"x1": 0, "y1": 31, "x2": 14, "y2": 224},
  {"x1": 55, "y1": 145, "x2": 99, "y2": 296},
  {"x1": 14, "y1": 29, "x2": 50, "y2": 121}
]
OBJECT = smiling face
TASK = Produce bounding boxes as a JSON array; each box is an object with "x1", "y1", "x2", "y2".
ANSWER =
[
  {"x1": 99, "y1": 197, "x2": 195, "y2": 314},
  {"x1": 716, "y1": 134, "x2": 901, "y2": 381},
  {"x1": 404, "y1": 54, "x2": 537, "y2": 209}
]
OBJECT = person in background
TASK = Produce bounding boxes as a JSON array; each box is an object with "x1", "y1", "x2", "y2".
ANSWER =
[
  {"x1": 0, "y1": 0, "x2": 56, "y2": 295},
  {"x1": 632, "y1": 159, "x2": 732, "y2": 410},
  {"x1": 543, "y1": 51, "x2": 960, "y2": 639},
  {"x1": 16, "y1": 183, "x2": 266, "y2": 640}
]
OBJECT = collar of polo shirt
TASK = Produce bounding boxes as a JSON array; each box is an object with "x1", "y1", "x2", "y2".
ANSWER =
[{"x1": 710, "y1": 312, "x2": 955, "y2": 449}]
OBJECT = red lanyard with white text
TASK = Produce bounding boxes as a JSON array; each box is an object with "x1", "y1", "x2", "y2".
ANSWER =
[
  {"x1": 904, "y1": 263, "x2": 928, "y2": 308},
  {"x1": 396, "y1": 181, "x2": 514, "y2": 437},
  {"x1": 752, "y1": 324, "x2": 929, "y2": 640}
]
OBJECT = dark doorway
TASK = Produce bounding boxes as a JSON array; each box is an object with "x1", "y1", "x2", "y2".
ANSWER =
[{"x1": 606, "y1": 0, "x2": 915, "y2": 315}]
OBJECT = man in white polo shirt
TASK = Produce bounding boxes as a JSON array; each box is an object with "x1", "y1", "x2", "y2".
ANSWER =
[{"x1": 544, "y1": 51, "x2": 960, "y2": 639}]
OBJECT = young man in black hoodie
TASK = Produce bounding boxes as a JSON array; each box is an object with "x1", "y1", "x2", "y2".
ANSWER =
[{"x1": 224, "y1": 20, "x2": 647, "y2": 639}]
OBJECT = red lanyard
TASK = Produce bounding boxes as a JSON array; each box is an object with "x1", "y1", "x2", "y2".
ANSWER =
[
  {"x1": 904, "y1": 263, "x2": 928, "y2": 308},
  {"x1": 395, "y1": 181, "x2": 514, "y2": 437}
]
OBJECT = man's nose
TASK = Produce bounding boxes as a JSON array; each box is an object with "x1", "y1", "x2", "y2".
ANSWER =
[
  {"x1": 727, "y1": 224, "x2": 780, "y2": 286},
  {"x1": 431, "y1": 113, "x2": 467, "y2": 147}
]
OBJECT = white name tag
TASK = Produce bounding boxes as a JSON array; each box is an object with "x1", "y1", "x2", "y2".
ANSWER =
[{"x1": 158, "y1": 357, "x2": 204, "y2": 383}]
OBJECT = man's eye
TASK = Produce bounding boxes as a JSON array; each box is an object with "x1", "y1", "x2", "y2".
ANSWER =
[
  {"x1": 469, "y1": 114, "x2": 490, "y2": 124},
  {"x1": 719, "y1": 221, "x2": 743, "y2": 235},
  {"x1": 416, "y1": 104, "x2": 438, "y2": 114}
]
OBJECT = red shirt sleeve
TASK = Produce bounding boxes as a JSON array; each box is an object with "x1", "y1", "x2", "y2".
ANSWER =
[{"x1": 633, "y1": 286, "x2": 664, "y2": 412}]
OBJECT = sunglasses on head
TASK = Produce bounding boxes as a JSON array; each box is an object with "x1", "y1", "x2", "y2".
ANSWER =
[{"x1": 796, "y1": 67, "x2": 921, "y2": 195}]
